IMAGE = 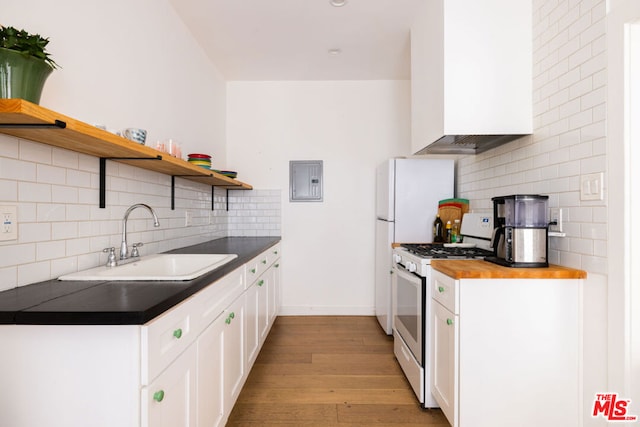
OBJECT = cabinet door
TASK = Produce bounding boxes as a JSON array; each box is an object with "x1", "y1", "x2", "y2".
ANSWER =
[
  {"x1": 269, "y1": 260, "x2": 281, "y2": 323},
  {"x1": 224, "y1": 295, "x2": 246, "y2": 414},
  {"x1": 431, "y1": 299, "x2": 458, "y2": 427},
  {"x1": 197, "y1": 313, "x2": 226, "y2": 427},
  {"x1": 142, "y1": 343, "x2": 197, "y2": 427},
  {"x1": 244, "y1": 281, "x2": 260, "y2": 367},
  {"x1": 256, "y1": 274, "x2": 270, "y2": 343}
]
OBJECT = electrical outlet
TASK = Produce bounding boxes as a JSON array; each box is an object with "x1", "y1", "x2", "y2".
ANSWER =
[
  {"x1": 549, "y1": 208, "x2": 563, "y2": 233},
  {"x1": 185, "y1": 211, "x2": 192, "y2": 227},
  {"x1": 0, "y1": 205, "x2": 18, "y2": 242}
]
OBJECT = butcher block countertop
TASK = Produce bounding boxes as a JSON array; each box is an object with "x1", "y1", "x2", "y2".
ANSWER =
[{"x1": 431, "y1": 259, "x2": 587, "y2": 280}]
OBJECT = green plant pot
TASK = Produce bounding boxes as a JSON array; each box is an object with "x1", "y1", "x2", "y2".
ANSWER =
[{"x1": 0, "y1": 47, "x2": 54, "y2": 104}]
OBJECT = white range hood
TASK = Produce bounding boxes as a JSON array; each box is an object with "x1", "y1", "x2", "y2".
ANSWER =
[{"x1": 410, "y1": 0, "x2": 533, "y2": 155}]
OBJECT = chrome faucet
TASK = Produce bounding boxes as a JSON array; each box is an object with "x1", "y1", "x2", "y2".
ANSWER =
[{"x1": 120, "y1": 204, "x2": 160, "y2": 260}]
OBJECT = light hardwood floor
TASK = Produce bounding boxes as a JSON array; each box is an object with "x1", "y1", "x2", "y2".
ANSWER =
[{"x1": 227, "y1": 316, "x2": 449, "y2": 426}]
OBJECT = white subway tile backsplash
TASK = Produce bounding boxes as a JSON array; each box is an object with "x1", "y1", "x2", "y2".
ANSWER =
[
  {"x1": 52, "y1": 222, "x2": 79, "y2": 240},
  {"x1": 569, "y1": 76, "x2": 593, "y2": 99},
  {"x1": 37, "y1": 240, "x2": 66, "y2": 261},
  {"x1": 0, "y1": 158, "x2": 37, "y2": 181},
  {"x1": 52, "y1": 185, "x2": 79, "y2": 203},
  {"x1": 0, "y1": 267, "x2": 17, "y2": 292},
  {"x1": 52, "y1": 147, "x2": 79, "y2": 169},
  {"x1": 17, "y1": 261, "x2": 50, "y2": 287},
  {"x1": 0, "y1": 136, "x2": 281, "y2": 288},
  {"x1": 0, "y1": 244, "x2": 35, "y2": 268},
  {"x1": 37, "y1": 204, "x2": 66, "y2": 222},
  {"x1": 459, "y1": 0, "x2": 606, "y2": 276},
  {"x1": 18, "y1": 182, "x2": 53, "y2": 203},
  {"x1": 20, "y1": 222, "x2": 52, "y2": 243},
  {"x1": 0, "y1": 180, "x2": 18, "y2": 201},
  {"x1": 0, "y1": 134, "x2": 19, "y2": 158},
  {"x1": 37, "y1": 164, "x2": 67, "y2": 185},
  {"x1": 568, "y1": 44, "x2": 592, "y2": 69},
  {"x1": 569, "y1": 109, "x2": 593, "y2": 129},
  {"x1": 20, "y1": 140, "x2": 52, "y2": 164}
]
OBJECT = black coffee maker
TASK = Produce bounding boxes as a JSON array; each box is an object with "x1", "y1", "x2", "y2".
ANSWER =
[{"x1": 487, "y1": 195, "x2": 549, "y2": 268}]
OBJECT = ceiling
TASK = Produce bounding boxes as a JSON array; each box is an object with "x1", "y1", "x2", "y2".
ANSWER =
[{"x1": 169, "y1": 0, "x2": 424, "y2": 81}]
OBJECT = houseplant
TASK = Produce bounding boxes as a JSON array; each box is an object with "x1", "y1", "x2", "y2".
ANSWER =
[{"x1": 0, "y1": 25, "x2": 58, "y2": 104}]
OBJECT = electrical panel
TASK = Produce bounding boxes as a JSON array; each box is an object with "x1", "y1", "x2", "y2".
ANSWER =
[{"x1": 289, "y1": 160, "x2": 323, "y2": 202}]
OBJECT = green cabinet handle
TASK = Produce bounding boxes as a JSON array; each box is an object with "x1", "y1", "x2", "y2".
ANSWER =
[
  {"x1": 446, "y1": 318, "x2": 453, "y2": 326},
  {"x1": 262, "y1": 259, "x2": 267, "y2": 264},
  {"x1": 153, "y1": 390, "x2": 165, "y2": 402},
  {"x1": 275, "y1": 263, "x2": 280, "y2": 268},
  {"x1": 225, "y1": 312, "x2": 235, "y2": 324},
  {"x1": 258, "y1": 279, "x2": 264, "y2": 287},
  {"x1": 438, "y1": 286, "x2": 445, "y2": 293},
  {"x1": 250, "y1": 268, "x2": 256, "y2": 274},
  {"x1": 173, "y1": 328, "x2": 183, "y2": 339},
  {"x1": 273, "y1": 250, "x2": 278, "y2": 255}
]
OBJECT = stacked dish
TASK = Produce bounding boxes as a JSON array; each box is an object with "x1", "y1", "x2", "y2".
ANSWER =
[
  {"x1": 212, "y1": 170, "x2": 238, "y2": 179},
  {"x1": 188, "y1": 153, "x2": 211, "y2": 170}
]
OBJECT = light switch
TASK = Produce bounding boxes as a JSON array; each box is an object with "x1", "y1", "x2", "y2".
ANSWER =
[{"x1": 580, "y1": 173, "x2": 604, "y2": 201}]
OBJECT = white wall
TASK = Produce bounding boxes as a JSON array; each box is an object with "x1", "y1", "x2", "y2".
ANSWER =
[
  {"x1": 227, "y1": 81, "x2": 411, "y2": 314},
  {"x1": 0, "y1": 0, "x2": 282, "y2": 290},
  {"x1": 2, "y1": 0, "x2": 227, "y2": 168},
  {"x1": 455, "y1": 1, "x2": 608, "y2": 425}
]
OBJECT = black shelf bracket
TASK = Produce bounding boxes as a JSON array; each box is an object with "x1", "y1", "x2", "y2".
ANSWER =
[
  {"x1": 0, "y1": 119, "x2": 67, "y2": 129},
  {"x1": 171, "y1": 174, "x2": 213, "y2": 210},
  {"x1": 99, "y1": 156, "x2": 162, "y2": 208}
]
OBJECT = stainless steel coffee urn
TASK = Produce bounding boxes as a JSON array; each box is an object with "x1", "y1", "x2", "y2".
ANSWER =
[{"x1": 487, "y1": 195, "x2": 549, "y2": 268}]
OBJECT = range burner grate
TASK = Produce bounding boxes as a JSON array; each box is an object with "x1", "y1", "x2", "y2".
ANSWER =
[{"x1": 401, "y1": 243, "x2": 494, "y2": 259}]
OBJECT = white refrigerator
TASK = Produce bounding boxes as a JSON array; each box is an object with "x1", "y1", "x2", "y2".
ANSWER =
[{"x1": 375, "y1": 158, "x2": 454, "y2": 334}]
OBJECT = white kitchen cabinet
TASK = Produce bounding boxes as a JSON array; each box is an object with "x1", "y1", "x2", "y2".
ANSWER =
[
  {"x1": 431, "y1": 298, "x2": 457, "y2": 424},
  {"x1": 245, "y1": 244, "x2": 282, "y2": 367},
  {"x1": 223, "y1": 295, "x2": 246, "y2": 412},
  {"x1": 142, "y1": 343, "x2": 197, "y2": 427},
  {"x1": 410, "y1": 0, "x2": 532, "y2": 154},
  {"x1": 430, "y1": 268, "x2": 582, "y2": 427},
  {"x1": 0, "y1": 243, "x2": 281, "y2": 427},
  {"x1": 269, "y1": 258, "x2": 281, "y2": 322},
  {"x1": 197, "y1": 293, "x2": 246, "y2": 427},
  {"x1": 197, "y1": 309, "x2": 225, "y2": 427}
]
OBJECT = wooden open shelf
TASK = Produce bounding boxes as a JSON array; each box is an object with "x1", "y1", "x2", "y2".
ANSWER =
[{"x1": 0, "y1": 99, "x2": 252, "y2": 200}]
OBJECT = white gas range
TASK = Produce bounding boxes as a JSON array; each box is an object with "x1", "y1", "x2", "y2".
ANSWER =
[{"x1": 391, "y1": 213, "x2": 494, "y2": 408}]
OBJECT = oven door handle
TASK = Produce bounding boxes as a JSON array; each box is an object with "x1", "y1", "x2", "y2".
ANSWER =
[{"x1": 394, "y1": 264, "x2": 422, "y2": 285}]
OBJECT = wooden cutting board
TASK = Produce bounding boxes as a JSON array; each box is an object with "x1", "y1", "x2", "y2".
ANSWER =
[{"x1": 438, "y1": 198, "x2": 469, "y2": 227}]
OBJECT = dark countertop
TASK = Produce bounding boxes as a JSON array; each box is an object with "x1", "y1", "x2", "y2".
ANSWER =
[{"x1": 0, "y1": 236, "x2": 280, "y2": 325}]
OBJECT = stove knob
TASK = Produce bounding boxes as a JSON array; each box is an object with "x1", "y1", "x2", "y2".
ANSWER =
[
  {"x1": 392, "y1": 253, "x2": 402, "y2": 263},
  {"x1": 406, "y1": 262, "x2": 417, "y2": 273}
]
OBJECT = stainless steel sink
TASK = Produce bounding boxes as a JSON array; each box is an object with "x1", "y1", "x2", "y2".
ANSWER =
[{"x1": 58, "y1": 253, "x2": 238, "y2": 281}]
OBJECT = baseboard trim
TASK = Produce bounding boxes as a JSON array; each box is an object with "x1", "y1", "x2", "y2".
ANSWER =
[{"x1": 278, "y1": 306, "x2": 375, "y2": 316}]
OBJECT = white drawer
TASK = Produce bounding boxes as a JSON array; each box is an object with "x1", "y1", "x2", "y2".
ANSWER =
[
  {"x1": 141, "y1": 295, "x2": 198, "y2": 385},
  {"x1": 431, "y1": 269, "x2": 458, "y2": 314},
  {"x1": 196, "y1": 267, "x2": 244, "y2": 332},
  {"x1": 269, "y1": 243, "x2": 282, "y2": 262},
  {"x1": 246, "y1": 243, "x2": 282, "y2": 284},
  {"x1": 393, "y1": 330, "x2": 424, "y2": 403}
]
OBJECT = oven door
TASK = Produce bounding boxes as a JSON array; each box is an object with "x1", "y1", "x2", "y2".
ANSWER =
[{"x1": 393, "y1": 264, "x2": 424, "y2": 365}]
